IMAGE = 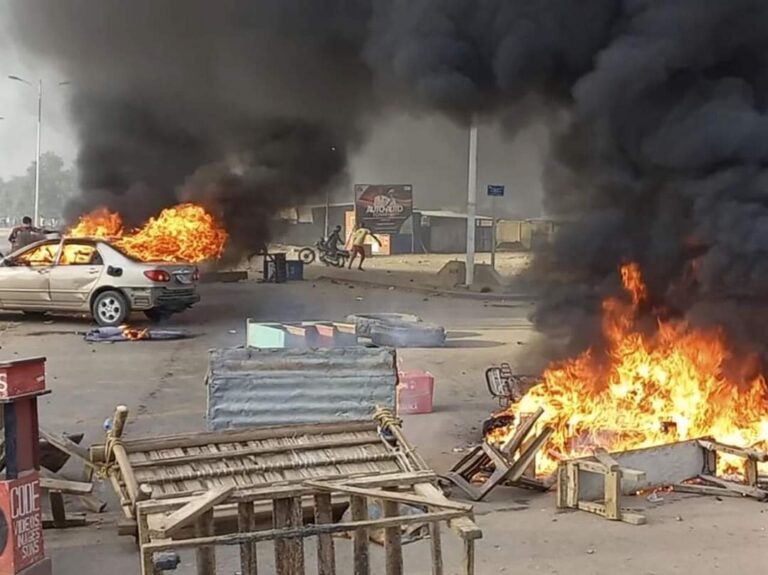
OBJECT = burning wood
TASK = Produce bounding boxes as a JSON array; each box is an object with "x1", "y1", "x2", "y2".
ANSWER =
[
  {"x1": 67, "y1": 202, "x2": 227, "y2": 263},
  {"x1": 488, "y1": 263, "x2": 768, "y2": 476}
]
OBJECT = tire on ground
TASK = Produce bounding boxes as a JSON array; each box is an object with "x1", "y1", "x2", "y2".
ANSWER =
[
  {"x1": 369, "y1": 320, "x2": 446, "y2": 348},
  {"x1": 345, "y1": 313, "x2": 422, "y2": 337},
  {"x1": 92, "y1": 290, "x2": 129, "y2": 327}
]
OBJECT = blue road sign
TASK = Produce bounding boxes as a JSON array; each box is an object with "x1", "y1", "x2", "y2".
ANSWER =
[{"x1": 487, "y1": 185, "x2": 505, "y2": 197}]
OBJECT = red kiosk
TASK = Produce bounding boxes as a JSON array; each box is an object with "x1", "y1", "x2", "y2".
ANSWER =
[{"x1": 0, "y1": 358, "x2": 51, "y2": 575}]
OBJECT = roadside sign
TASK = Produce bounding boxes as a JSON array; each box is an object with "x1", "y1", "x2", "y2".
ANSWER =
[{"x1": 487, "y1": 185, "x2": 505, "y2": 197}]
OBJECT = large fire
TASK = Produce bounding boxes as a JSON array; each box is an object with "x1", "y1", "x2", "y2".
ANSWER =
[
  {"x1": 495, "y1": 263, "x2": 768, "y2": 474},
  {"x1": 67, "y1": 203, "x2": 227, "y2": 263}
]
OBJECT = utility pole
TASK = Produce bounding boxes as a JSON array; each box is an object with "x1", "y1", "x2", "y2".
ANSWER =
[
  {"x1": 465, "y1": 118, "x2": 478, "y2": 287},
  {"x1": 34, "y1": 80, "x2": 42, "y2": 227}
]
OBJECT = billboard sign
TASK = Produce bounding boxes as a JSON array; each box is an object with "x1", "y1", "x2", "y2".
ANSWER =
[
  {"x1": 354, "y1": 184, "x2": 413, "y2": 234},
  {"x1": 487, "y1": 185, "x2": 505, "y2": 197}
]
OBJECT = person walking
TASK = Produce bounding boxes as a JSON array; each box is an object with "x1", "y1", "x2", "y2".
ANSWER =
[{"x1": 348, "y1": 224, "x2": 380, "y2": 271}]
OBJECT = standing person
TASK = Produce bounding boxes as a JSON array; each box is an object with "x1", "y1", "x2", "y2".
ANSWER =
[
  {"x1": 8, "y1": 216, "x2": 43, "y2": 252},
  {"x1": 348, "y1": 224, "x2": 381, "y2": 271},
  {"x1": 324, "y1": 225, "x2": 343, "y2": 258}
]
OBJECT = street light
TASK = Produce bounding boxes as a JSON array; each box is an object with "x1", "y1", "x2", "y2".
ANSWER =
[{"x1": 8, "y1": 76, "x2": 71, "y2": 226}]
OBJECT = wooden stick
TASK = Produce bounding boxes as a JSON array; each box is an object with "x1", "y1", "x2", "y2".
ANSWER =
[
  {"x1": 142, "y1": 452, "x2": 398, "y2": 484},
  {"x1": 195, "y1": 510, "x2": 216, "y2": 575},
  {"x1": 462, "y1": 538, "x2": 475, "y2": 575},
  {"x1": 698, "y1": 440, "x2": 768, "y2": 462},
  {"x1": 604, "y1": 468, "x2": 620, "y2": 521},
  {"x1": 39, "y1": 428, "x2": 90, "y2": 464},
  {"x1": 238, "y1": 502, "x2": 258, "y2": 575},
  {"x1": 112, "y1": 405, "x2": 129, "y2": 439},
  {"x1": 672, "y1": 483, "x2": 742, "y2": 498},
  {"x1": 350, "y1": 495, "x2": 370, "y2": 575},
  {"x1": 304, "y1": 481, "x2": 472, "y2": 512},
  {"x1": 500, "y1": 407, "x2": 544, "y2": 455},
  {"x1": 745, "y1": 459, "x2": 759, "y2": 488},
  {"x1": 314, "y1": 493, "x2": 336, "y2": 575},
  {"x1": 130, "y1": 436, "x2": 378, "y2": 468},
  {"x1": 273, "y1": 498, "x2": 305, "y2": 575},
  {"x1": 429, "y1": 521, "x2": 443, "y2": 575},
  {"x1": 49, "y1": 491, "x2": 66, "y2": 529},
  {"x1": 382, "y1": 499, "x2": 403, "y2": 575},
  {"x1": 412, "y1": 484, "x2": 482, "y2": 541},
  {"x1": 39, "y1": 477, "x2": 93, "y2": 495},
  {"x1": 142, "y1": 509, "x2": 468, "y2": 552},
  {"x1": 699, "y1": 474, "x2": 768, "y2": 500},
  {"x1": 120, "y1": 421, "x2": 378, "y2": 453},
  {"x1": 155, "y1": 486, "x2": 235, "y2": 537}
]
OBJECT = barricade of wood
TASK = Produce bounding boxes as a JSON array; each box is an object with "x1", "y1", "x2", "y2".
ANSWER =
[{"x1": 137, "y1": 479, "x2": 481, "y2": 575}]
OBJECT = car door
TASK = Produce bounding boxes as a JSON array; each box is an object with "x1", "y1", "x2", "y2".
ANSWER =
[
  {"x1": 47, "y1": 241, "x2": 104, "y2": 308},
  {"x1": 0, "y1": 241, "x2": 59, "y2": 307}
]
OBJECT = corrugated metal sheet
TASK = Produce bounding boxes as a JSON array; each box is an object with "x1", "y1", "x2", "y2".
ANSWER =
[{"x1": 207, "y1": 346, "x2": 397, "y2": 430}]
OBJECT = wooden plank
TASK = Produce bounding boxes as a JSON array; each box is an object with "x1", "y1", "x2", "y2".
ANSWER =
[
  {"x1": 304, "y1": 481, "x2": 472, "y2": 512},
  {"x1": 462, "y1": 538, "x2": 475, "y2": 575},
  {"x1": 382, "y1": 499, "x2": 403, "y2": 575},
  {"x1": 155, "y1": 485, "x2": 235, "y2": 537},
  {"x1": 195, "y1": 510, "x2": 216, "y2": 575},
  {"x1": 429, "y1": 521, "x2": 443, "y2": 575},
  {"x1": 604, "y1": 469, "x2": 620, "y2": 520},
  {"x1": 131, "y1": 436, "x2": 378, "y2": 468},
  {"x1": 238, "y1": 502, "x2": 258, "y2": 575},
  {"x1": 698, "y1": 440, "x2": 768, "y2": 462},
  {"x1": 745, "y1": 459, "x2": 759, "y2": 487},
  {"x1": 412, "y1": 484, "x2": 482, "y2": 541},
  {"x1": 565, "y1": 463, "x2": 579, "y2": 508},
  {"x1": 314, "y1": 493, "x2": 336, "y2": 575},
  {"x1": 673, "y1": 483, "x2": 742, "y2": 498},
  {"x1": 142, "y1": 509, "x2": 468, "y2": 552},
  {"x1": 594, "y1": 450, "x2": 619, "y2": 471},
  {"x1": 119, "y1": 421, "x2": 378, "y2": 453},
  {"x1": 39, "y1": 428, "x2": 90, "y2": 464},
  {"x1": 39, "y1": 477, "x2": 93, "y2": 495},
  {"x1": 49, "y1": 491, "x2": 67, "y2": 529},
  {"x1": 619, "y1": 468, "x2": 646, "y2": 481},
  {"x1": 699, "y1": 475, "x2": 768, "y2": 500},
  {"x1": 556, "y1": 465, "x2": 568, "y2": 509},
  {"x1": 138, "y1": 507, "x2": 160, "y2": 575},
  {"x1": 573, "y1": 439, "x2": 706, "y2": 501},
  {"x1": 499, "y1": 407, "x2": 543, "y2": 454},
  {"x1": 350, "y1": 495, "x2": 370, "y2": 575},
  {"x1": 577, "y1": 501, "x2": 645, "y2": 525},
  {"x1": 273, "y1": 498, "x2": 305, "y2": 575},
  {"x1": 575, "y1": 460, "x2": 608, "y2": 476}
]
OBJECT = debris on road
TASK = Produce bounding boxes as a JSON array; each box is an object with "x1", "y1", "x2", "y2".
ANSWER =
[{"x1": 84, "y1": 326, "x2": 189, "y2": 342}]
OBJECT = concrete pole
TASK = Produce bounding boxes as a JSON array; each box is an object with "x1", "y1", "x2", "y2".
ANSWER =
[
  {"x1": 34, "y1": 80, "x2": 42, "y2": 226},
  {"x1": 324, "y1": 190, "x2": 330, "y2": 238},
  {"x1": 465, "y1": 119, "x2": 478, "y2": 286}
]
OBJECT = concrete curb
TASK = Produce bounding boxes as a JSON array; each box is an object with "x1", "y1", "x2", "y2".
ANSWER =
[{"x1": 315, "y1": 275, "x2": 536, "y2": 301}]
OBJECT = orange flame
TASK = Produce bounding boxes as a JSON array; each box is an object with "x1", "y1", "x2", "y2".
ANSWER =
[
  {"x1": 496, "y1": 263, "x2": 768, "y2": 474},
  {"x1": 120, "y1": 325, "x2": 149, "y2": 341},
  {"x1": 67, "y1": 203, "x2": 227, "y2": 263}
]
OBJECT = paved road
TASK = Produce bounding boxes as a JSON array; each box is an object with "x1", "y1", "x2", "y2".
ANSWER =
[{"x1": 0, "y1": 279, "x2": 763, "y2": 575}]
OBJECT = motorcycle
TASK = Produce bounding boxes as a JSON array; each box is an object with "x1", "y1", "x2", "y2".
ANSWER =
[{"x1": 298, "y1": 238, "x2": 349, "y2": 268}]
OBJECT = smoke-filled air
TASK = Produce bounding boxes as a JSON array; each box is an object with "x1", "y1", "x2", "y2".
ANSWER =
[{"x1": 9, "y1": 0, "x2": 768, "y2": 354}]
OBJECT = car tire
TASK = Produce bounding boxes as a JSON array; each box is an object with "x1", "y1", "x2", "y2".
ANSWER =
[
  {"x1": 92, "y1": 290, "x2": 129, "y2": 327},
  {"x1": 144, "y1": 309, "x2": 173, "y2": 323}
]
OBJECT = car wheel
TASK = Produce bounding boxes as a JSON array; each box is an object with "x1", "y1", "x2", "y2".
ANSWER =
[
  {"x1": 144, "y1": 309, "x2": 173, "y2": 323},
  {"x1": 92, "y1": 290, "x2": 129, "y2": 327}
]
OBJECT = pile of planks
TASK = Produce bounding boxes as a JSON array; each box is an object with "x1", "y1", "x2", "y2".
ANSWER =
[{"x1": 441, "y1": 407, "x2": 554, "y2": 501}]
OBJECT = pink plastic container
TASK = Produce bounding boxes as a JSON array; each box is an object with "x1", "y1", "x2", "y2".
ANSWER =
[{"x1": 398, "y1": 370, "x2": 435, "y2": 414}]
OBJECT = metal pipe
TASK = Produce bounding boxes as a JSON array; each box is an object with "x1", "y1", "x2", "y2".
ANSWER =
[{"x1": 465, "y1": 120, "x2": 478, "y2": 286}]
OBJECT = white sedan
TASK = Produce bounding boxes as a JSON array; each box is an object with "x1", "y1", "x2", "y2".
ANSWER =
[{"x1": 0, "y1": 236, "x2": 200, "y2": 326}]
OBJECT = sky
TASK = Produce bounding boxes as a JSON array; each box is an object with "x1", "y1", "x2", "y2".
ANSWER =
[
  {"x1": 0, "y1": 0, "x2": 546, "y2": 218},
  {"x1": 0, "y1": 0, "x2": 75, "y2": 179}
]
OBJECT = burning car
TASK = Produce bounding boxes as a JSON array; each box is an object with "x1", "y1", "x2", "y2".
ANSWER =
[{"x1": 0, "y1": 236, "x2": 200, "y2": 326}]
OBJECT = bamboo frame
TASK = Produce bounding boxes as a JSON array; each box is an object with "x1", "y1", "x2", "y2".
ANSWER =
[{"x1": 136, "y1": 481, "x2": 480, "y2": 575}]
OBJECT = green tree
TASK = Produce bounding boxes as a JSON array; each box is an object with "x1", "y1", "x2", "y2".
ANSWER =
[{"x1": 0, "y1": 152, "x2": 78, "y2": 224}]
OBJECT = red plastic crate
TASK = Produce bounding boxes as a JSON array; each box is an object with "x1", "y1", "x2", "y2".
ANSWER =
[{"x1": 398, "y1": 370, "x2": 434, "y2": 414}]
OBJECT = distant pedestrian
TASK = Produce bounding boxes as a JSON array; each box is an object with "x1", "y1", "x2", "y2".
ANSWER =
[{"x1": 348, "y1": 224, "x2": 381, "y2": 271}]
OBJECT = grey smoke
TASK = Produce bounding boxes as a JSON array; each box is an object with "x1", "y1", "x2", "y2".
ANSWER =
[{"x1": 10, "y1": 0, "x2": 768, "y2": 353}]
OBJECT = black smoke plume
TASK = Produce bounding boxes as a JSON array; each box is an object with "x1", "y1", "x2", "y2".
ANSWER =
[{"x1": 10, "y1": 0, "x2": 768, "y2": 357}]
